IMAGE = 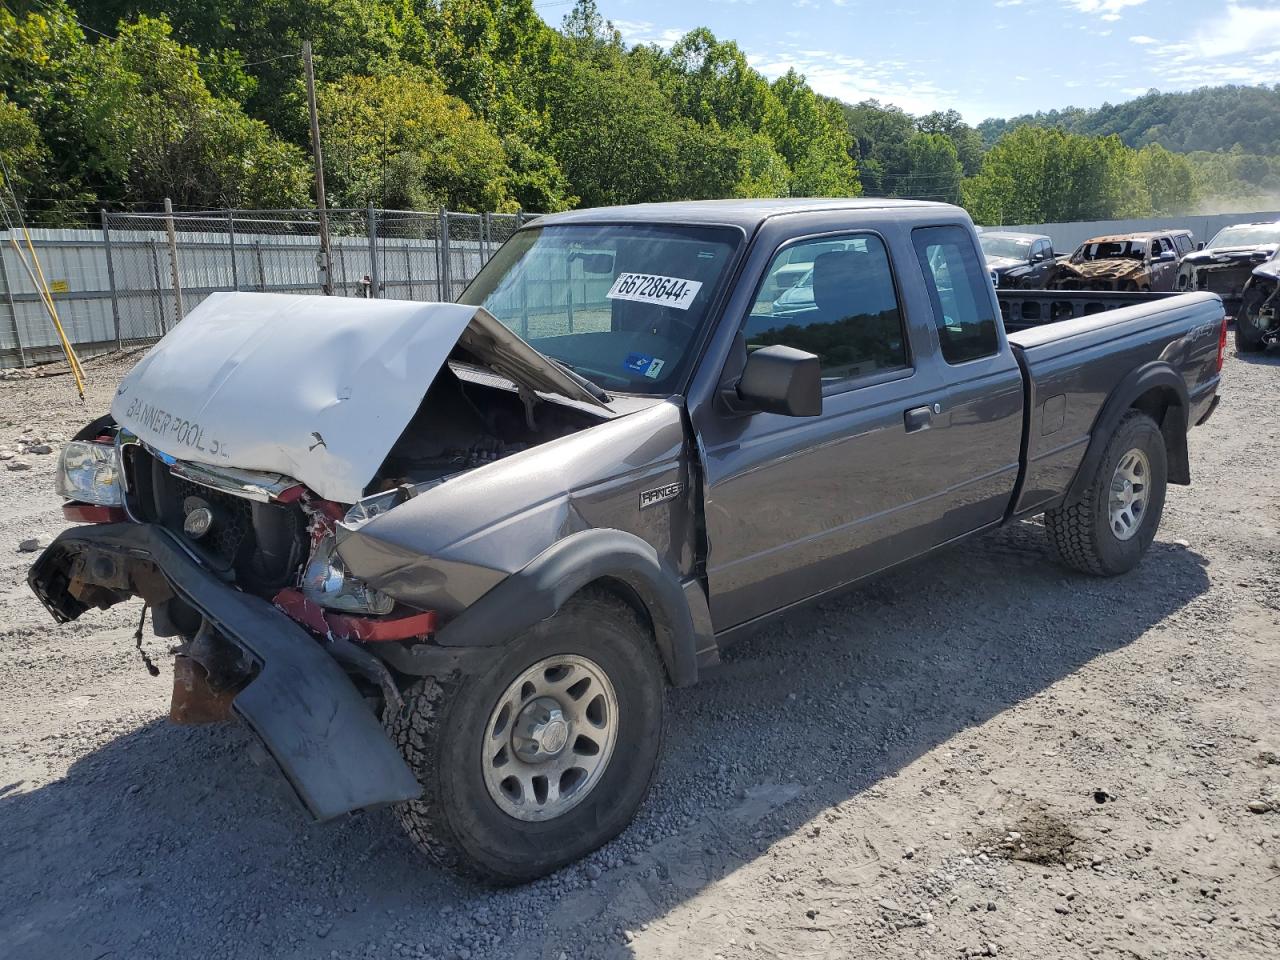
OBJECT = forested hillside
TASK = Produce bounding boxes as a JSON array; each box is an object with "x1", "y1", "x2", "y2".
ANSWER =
[
  {"x1": 978, "y1": 85, "x2": 1280, "y2": 156},
  {"x1": 1, "y1": 0, "x2": 1276, "y2": 226}
]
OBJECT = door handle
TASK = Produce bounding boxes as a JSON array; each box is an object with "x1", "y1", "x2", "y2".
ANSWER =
[{"x1": 904, "y1": 405, "x2": 932, "y2": 433}]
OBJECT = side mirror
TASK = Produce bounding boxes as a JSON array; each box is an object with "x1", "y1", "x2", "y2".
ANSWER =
[
  {"x1": 1157, "y1": 250, "x2": 1176, "y2": 262},
  {"x1": 1196, "y1": 241, "x2": 1206, "y2": 251},
  {"x1": 734, "y1": 345, "x2": 822, "y2": 417}
]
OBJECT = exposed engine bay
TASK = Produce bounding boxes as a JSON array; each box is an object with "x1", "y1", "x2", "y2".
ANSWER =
[{"x1": 369, "y1": 361, "x2": 596, "y2": 492}]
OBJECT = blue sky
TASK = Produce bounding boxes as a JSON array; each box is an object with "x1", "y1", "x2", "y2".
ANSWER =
[{"x1": 540, "y1": 0, "x2": 1280, "y2": 123}]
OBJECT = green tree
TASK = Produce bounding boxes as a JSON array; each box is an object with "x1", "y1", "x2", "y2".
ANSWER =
[
  {"x1": 320, "y1": 72, "x2": 515, "y2": 210},
  {"x1": 1, "y1": 3, "x2": 308, "y2": 212},
  {"x1": 767, "y1": 70, "x2": 859, "y2": 197},
  {"x1": 840, "y1": 100, "x2": 914, "y2": 195},
  {"x1": 916, "y1": 109, "x2": 984, "y2": 177},
  {"x1": 545, "y1": 52, "x2": 680, "y2": 207},
  {"x1": 0, "y1": 93, "x2": 51, "y2": 207},
  {"x1": 905, "y1": 132, "x2": 962, "y2": 203},
  {"x1": 83, "y1": 17, "x2": 311, "y2": 207},
  {"x1": 963, "y1": 126, "x2": 1154, "y2": 225},
  {"x1": 1135, "y1": 143, "x2": 1195, "y2": 215},
  {"x1": 665, "y1": 28, "x2": 772, "y2": 133}
]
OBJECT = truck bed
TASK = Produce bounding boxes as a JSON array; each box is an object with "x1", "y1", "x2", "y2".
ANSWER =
[
  {"x1": 1003, "y1": 291, "x2": 1225, "y2": 519},
  {"x1": 996, "y1": 289, "x2": 1186, "y2": 332}
]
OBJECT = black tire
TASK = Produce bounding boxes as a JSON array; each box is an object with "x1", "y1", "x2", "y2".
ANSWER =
[
  {"x1": 386, "y1": 589, "x2": 665, "y2": 884},
  {"x1": 1044, "y1": 411, "x2": 1168, "y2": 576},
  {"x1": 1235, "y1": 290, "x2": 1267, "y2": 352},
  {"x1": 1235, "y1": 325, "x2": 1265, "y2": 352}
]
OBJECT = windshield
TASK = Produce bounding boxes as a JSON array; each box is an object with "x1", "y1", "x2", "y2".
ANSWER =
[
  {"x1": 1075, "y1": 240, "x2": 1147, "y2": 262},
  {"x1": 1206, "y1": 223, "x2": 1280, "y2": 249},
  {"x1": 458, "y1": 223, "x2": 740, "y2": 394},
  {"x1": 979, "y1": 236, "x2": 1034, "y2": 260}
]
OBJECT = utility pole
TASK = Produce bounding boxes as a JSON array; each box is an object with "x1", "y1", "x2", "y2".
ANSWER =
[
  {"x1": 303, "y1": 40, "x2": 334, "y2": 295},
  {"x1": 163, "y1": 197, "x2": 185, "y2": 327}
]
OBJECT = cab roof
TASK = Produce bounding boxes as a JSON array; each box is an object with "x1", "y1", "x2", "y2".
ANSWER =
[
  {"x1": 980, "y1": 230, "x2": 1051, "y2": 242},
  {"x1": 1084, "y1": 230, "x2": 1192, "y2": 243},
  {"x1": 531, "y1": 197, "x2": 954, "y2": 231}
]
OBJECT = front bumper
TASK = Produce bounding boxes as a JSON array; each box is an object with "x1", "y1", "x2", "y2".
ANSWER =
[{"x1": 28, "y1": 522, "x2": 422, "y2": 821}]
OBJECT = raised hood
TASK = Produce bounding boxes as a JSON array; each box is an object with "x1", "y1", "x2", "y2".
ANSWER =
[{"x1": 111, "y1": 292, "x2": 605, "y2": 504}]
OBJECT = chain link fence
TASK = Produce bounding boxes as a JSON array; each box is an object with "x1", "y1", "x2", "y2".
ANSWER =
[{"x1": 0, "y1": 206, "x2": 527, "y2": 368}]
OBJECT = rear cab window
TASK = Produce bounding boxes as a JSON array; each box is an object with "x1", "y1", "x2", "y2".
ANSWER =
[
  {"x1": 745, "y1": 232, "x2": 910, "y2": 386},
  {"x1": 911, "y1": 225, "x2": 1000, "y2": 364}
]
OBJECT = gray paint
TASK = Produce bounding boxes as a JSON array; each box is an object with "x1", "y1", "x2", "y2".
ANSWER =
[
  {"x1": 341, "y1": 200, "x2": 1223, "y2": 644},
  {"x1": 27, "y1": 199, "x2": 1227, "y2": 820}
]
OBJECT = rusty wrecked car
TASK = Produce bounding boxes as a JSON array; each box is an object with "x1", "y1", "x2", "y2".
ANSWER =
[
  {"x1": 1049, "y1": 230, "x2": 1194, "y2": 292},
  {"x1": 29, "y1": 199, "x2": 1226, "y2": 883}
]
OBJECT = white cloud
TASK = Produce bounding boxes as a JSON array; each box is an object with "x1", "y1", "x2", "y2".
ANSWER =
[
  {"x1": 612, "y1": 19, "x2": 687, "y2": 50},
  {"x1": 749, "y1": 45, "x2": 959, "y2": 116},
  {"x1": 1066, "y1": 0, "x2": 1147, "y2": 17},
  {"x1": 1191, "y1": 2, "x2": 1280, "y2": 58},
  {"x1": 1128, "y1": 35, "x2": 1158, "y2": 44},
  {"x1": 1125, "y1": 3, "x2": 1280, "y2": 90}
]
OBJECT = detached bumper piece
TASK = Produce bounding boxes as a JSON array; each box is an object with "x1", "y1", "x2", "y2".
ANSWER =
[{"x1": 28, "y1": 523, "x2": 422, "y2": 821}]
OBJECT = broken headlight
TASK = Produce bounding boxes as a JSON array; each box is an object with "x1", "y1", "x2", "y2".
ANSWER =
[
  {"x1": 55, "y1": 441, "x2": 123, "y2": 506},
  {"x1": 301, "y1": 534, "x2": 394, "y2": 615}
]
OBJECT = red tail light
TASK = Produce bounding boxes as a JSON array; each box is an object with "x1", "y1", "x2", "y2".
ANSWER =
[{"x1": 1217, "y1": 315, "x2": 1228, "y2": 372}]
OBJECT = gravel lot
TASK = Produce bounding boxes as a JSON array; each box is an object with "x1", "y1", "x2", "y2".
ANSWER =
[{"x1": 0, "y1": 348, "x2": 1277, "y2": 960}]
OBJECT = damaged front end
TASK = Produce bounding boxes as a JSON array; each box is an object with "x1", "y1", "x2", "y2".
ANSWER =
[
  {"x1": 1048, "y1": 258, "x2": 1154, "y2": 292},
  {"x1": 26, "y1": 291, "x2": 626, "y2": 821},
  {"x1": 1179, "y1": 248, "x2": 1278, "y2": 315},
  {"x1": 29, "y1": 521, "x2": 423, "y2": 820},
  {"x1": 1237, "y1": 258, "x2": 1280, "y2": 348}
]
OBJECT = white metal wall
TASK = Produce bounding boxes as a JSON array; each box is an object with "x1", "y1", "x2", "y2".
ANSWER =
[
  {"x1": 996, "y1": 209, "x2": 1280, "y2": 253},
  {"x1": 0, "y1": 217, "x2": 510, "y2": 368}
]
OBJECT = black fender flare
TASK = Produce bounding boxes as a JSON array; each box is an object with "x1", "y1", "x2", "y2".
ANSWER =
[
  {"x1": 433, "y1": 529, "x2": 701, "y2": 687},
  {"x1": 1065, "y1": 361, "x2": 1190, "y2": 505}
]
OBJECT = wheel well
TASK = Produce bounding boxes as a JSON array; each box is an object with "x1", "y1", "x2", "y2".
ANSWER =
[
  {"x1": 571, "y1": 577, "x2": 673, "y2": 686},
  {"x1": 1130, "y1": 386, "x2": 1190, "y2": 485}
]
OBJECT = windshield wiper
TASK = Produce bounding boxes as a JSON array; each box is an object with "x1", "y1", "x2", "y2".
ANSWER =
[{"x1": 547, "y1": 357, "x2": 611, "y2": 403}]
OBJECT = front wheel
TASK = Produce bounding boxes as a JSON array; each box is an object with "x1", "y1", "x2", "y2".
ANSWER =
[
  {"x1": 387, "y1": 589, "x2": 665, "y2": 884},
  {"x1": 1044, "y1": 411, "x2": 1168, "y2": 576}
]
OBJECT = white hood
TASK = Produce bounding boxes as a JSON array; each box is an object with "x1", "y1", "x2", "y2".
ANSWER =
[{"x1": 111, "y1": 292, "x2": 603, "y2": 504}]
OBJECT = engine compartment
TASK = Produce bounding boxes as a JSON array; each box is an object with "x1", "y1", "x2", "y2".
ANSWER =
[{"x1": 367, "y1": 361, "x2": 601, "y2": 494}]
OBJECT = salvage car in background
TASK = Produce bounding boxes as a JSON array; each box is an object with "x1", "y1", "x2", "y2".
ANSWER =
[
  {"x1": 30, "y1": 199, "x2": 1226, "y2": 884},
  {"x1": 1235, "y1": 249, "x2": 1280, "y2": 352},
  {"x1": 1049, "y1": 230, "x2": 1194, "y2": 291},
  {"x1": 979, "y1": 231, "x2": 1057, "y2": 289},
  {"x1": 1178, "y1": 220, "x2": 1280, "y2": 317}
]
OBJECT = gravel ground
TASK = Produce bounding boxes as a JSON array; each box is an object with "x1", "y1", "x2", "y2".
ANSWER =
[{"x1": 0, "y1": 348, "x2": 1277, "y2": 960}]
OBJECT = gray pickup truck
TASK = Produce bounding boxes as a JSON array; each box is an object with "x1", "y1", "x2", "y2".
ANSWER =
[{"x1": 30, "y1": 199, "x2": 1225, "y2": 883}]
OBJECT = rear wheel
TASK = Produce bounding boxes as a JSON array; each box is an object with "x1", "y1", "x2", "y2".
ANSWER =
[
  {"x1": 387, "y1": 590, "x2": 665, "y2": 884},
  {"x1": 1044, "y1": 411, "x2": 1168, "y2": 576}
]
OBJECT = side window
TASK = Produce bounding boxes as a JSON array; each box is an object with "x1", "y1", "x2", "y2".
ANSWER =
[
  {"x1": 911, "y1": 226, "x2": 1000, "y2": 365},
  {"x1": 746, "y1": 234, "x2": 908, "y2": 382},
  {"x1": 1174, "y1": 234, "x2": 1193, "y2": 255},
  {"x1": 1033, "y1": 240, "x2": 1050, "y2": 261}
]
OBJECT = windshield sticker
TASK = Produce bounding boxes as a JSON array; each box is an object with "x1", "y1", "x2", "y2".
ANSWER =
[
  {"x1": 607, "y1": 272, "x2": 703, "y2": 311},
  {"x1": 623, "y1": 353, "x2": 667, "y2": 379}
]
